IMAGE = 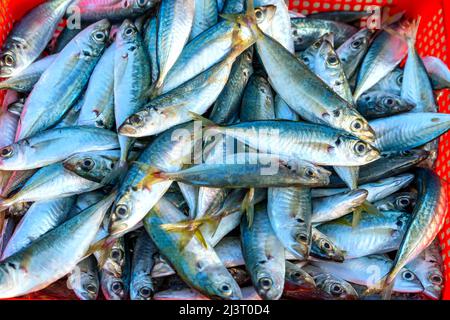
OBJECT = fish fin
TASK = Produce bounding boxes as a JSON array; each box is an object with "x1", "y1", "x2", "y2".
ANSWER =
[
  {"x1": 219, "y1": 13, "x2": 240, "y2": 23},
  {"x1": 397, "y1": 17, "x2": 421, "y2": 47},
  {"x1": 241, "y1": 188, "x2": 255, "y2": 228},
  {"x1": 332, "y1": 216, "x2": 353, "y2": 227},
  {"x1": 161, "y1": 218, "x2": 214, "y2": 250},
  {"x1": 85, "y1": 237, "x2": 116, "y2": 265},
  {"x1": 361, "y1": 201, "x2": 382, "y2": 217},
  {"x1": 352, "y1": 208, "x2": 362, "y2": 228},
  {"x1": 132, "y1": 162, "x2": 167, "y2": 190},
  {"x1": 188, "y1": 112, "x2": 220, "y2": 129}
]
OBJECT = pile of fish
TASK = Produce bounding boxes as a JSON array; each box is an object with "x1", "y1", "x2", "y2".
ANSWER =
[{"x1": 0, "y1": 0, "x2": 449, "y2": 300}]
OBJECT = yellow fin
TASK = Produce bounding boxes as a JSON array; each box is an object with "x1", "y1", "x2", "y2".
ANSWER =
[
  {"x1": 361, "y1": 201, "x2": 382, "y2": 216},
  {"x1": 132, "y1": 161, "x2": 167, "y2": 190}
]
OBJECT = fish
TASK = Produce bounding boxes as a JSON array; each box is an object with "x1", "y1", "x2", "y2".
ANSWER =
[
  {"x1": 290, "y1": 17, "x2": 357, "y2": 51},
  {"x1": 406, "y1": 240, "x2": 444, "y2": 300},
  {"x1": 71, "y1": 0, "x2": 159, "y2": 22},
  {"x1": 0, "y1": 163, "x2": 102, "y2": 210},
  {"x1": 354, "y1": 25, "x2": 409, "y2": 100},
  {"x1": 154, "y1": 0, "x2": 196, "y2": 92},
  {"x1": 77, "y1": 44, "x2": 116, "y2": 130},
  {"x1": 399, "y1": 19, "x2": 437, "y2": 113},
  {"x1": 130, "y1": 230, "x2": 157, "y2": 300},
  {"x1": 67, "y1": 256, "x2": 100, "y2": 300},
  {"x1": 311, "y1": 189, "x2": 368, "y2": 224},
  {"x1": 241, "y1": 203, "x2": 285, "y2": 300},
  {"x1": 0, "y1": 126, "x2": 119, "y2": 171},
  {"x1": 371, "y1": 67, "x2": 403, "y2": 96},
  {"x1": 136, "y1": 153, "x2": 331, "y2": 189},
  {"x1": 256, "y1": 26, "x2": 374, "y2": 142},
  {"x1": 1, "y1": 197, "x2": 76, "y2": 259},
  {"x1": 378, "y1": 169, "x2": 447, "y2": 299},
  {"x1": 423, "y1": 56, "x2": 450, "y2": 90},
  {"x1": 114, "y1": 20, "x2": 151, "y2": 165},
  {"x1": 194, "y1": 119, "x2": 380, "y2": 166},
  {"x1": 159, "y1": 4, "x2": 276, "y2": 94},
  {"x1": 337, "y1": 28, "x2": 375, "y2": 79},
  {"x1": 144, "y1": 197, "x2": 242, "y2": 300},
  {"x1": 308, "y1": 10, "x2": 374, "y2": 23},
  {"x1": 15, "y1": 20, "x2": 111, "y2": 141},
  {"x1": 119, "y1": 48, "x2": 246, "y2": 137},
  {"x1": 267, "y1": 187, "x2": 312, "y2": 260},
  {"x1": 0, "y1": 55, "x2": 57, "y2": 93},
  {"x1": 317, "y1": 210, "x2": 410, "y2": 259},
  {"x1": 313, "y1": 255, "x2": 424, "y2": 294},
  {"x1": 371, "y1": 113, "x2": 450, "y2": 153},
  {"x1": 357, "y1": 91, "x2": 415, "y2": 119},
  {"x1": 284, "y1": 260, "x2": 316, "y2": 293},
  {"x1": 0, "y1": 0, "x2": 72, "y2": 78},
  {"x1": 0, "y1": 192, "x2": 115, "y2": 299}
]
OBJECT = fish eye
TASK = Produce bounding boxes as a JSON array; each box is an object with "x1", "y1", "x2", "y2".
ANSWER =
[
  {"x1": 84, "y1": 283, "x2": 97, "y2": 294},
  {"x1": 330, "y1": 283, "x2": 343, "y2": 296},
  {"x1": 219, "y1": 283, "x2": 233, "y2": 296},
  {"x1": 93, "y1": 31, "x2": 106, "y2": 42},
  {"x1": 81, "y1": 158, "x2": 95, "y2": 171},
  {"x1": 0, "y1": 146, "x2": 14, "y2": 158},
  {"x1": 129, "y1": 114, "x2": 144, "y2": 126},
  {"x1": 139, "y1": 286, "x2": 153, "y2": 298},
  {"x1": 327, "y1": 55, "x2": 339, "y2": 66},
  {"x1": 305, "y1": 168, "x2": 316, "y2": 178},
  {"x1": 110, "y1": 248, "x2": 123, "y2": 261},
  {"x1": 111, "y1": 281, "x2": 124, "y2": 293},
  {"x1": 396, "y1": 219, "x2": 404, "y2": 228},
  {"x1": 302, "y1": 56, "x2": 310, "y2": 64},
  {"x1": 292, "y1": 271, "x2": 302, "y2": 280},
  {"x1": 402, "y1": 271, "x2": 415, "y2": 281},
  {"x1": 125, "y1": 27, "x2": 135, "y2": 37},
  {"x1": 3, "y1": 54, "x2": 15, "y2": 67},
  {"x1": 320, "y1": 239, "x2": 332, "y2": 251},
  {"x1": 313, "y1": 40, "x2": 321, "y2": 49},
  {"x1": 255, "y1": 9, "x2": 263, "y2": 20},
  {"x1": 397, "y1": 198, "x2": 410, "y2": 208},
  {"x1": 430, "y1": 274, "x2": 443, "y2": 285},
  {"x1": 296, "y1": 232, "x2": 309, "y2": 243},
  {"x1": 259, "y1": 277, "x2": 273, "y2": 290},
  {"x1": 114, "y1": 205, "x2": 129, "y2": 219},
  {"x1": 383, "y1": 97, "x2": 395, "y2": 107},
  {"x1": 351, "y1": 119, "x2": 363, "y2": 132},
  {"x1": 351, "y1": 39, "x2": 362, "y2": 49},
  {"x1": 397, "y1": 75, "x2": 404, "y2": 86},
  {"x1": 354, "y1": 142, "x2": 367, "y2": 155},
  {"x1": 137, "y1": 0, "x2": 148, "y2": 7}
]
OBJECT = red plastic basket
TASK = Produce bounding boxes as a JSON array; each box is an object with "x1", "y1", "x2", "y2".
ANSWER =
[{"x1": 1, "y1": 0, "x2": 450, "y2": 300}]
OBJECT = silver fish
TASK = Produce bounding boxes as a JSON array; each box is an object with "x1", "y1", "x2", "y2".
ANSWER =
[{"x1": 67, "y1": 255, "x2": 100, "y2": 300}]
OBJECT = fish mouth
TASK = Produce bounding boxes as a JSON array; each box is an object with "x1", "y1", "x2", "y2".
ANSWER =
[
  {"x1": 118, "y1": 123, "x2": 138, "y2": 137},
  {"x1": 62, "y1": 160, "x2": 77, "y2": 172}
]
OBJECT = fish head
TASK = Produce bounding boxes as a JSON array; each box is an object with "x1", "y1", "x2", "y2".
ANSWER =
[
  {"x1": 421, "y1": 267, "x2": 444, "y2": 299},
  {"x1": 102, "y1": 273, "x2": 128, "y2": 300},
  {"x1": 319, "y1": 275, "x2": 359, "y2": 300},
  {"x1": 130, "y1": 274, "x2": 154, "y2": 300},
  {"x1": 395, "y1": 268, "x2": 424, "y2": 294},
  {"x1": 284, "y1": 159, "x2": 331, "y2": 186},
  {"x1": 337, "y1": 134, "x2": 380, "y2": 165},
  {"x1": 346, "y1": 29, "x2": 373, "y2": 56},
  {"x1": 285, "y1": 262, "x2": 316, "y2": 291},
  {"x1": 63, "y1": 153, "x2": 116, "y2": 182},
  {"x1": 78, "y1": 19, "x2": 111, "y2": 58},
  {"x1": 130, "y1": 0, "x2": 157, "y2": 12},
  {"x1": 392, "y1": 192, "x2": 417, "y2": 211},
  {"x1": 254, "y1": 270, "x2": 284, "y2": 300},
  {"x1": 287, "y1": 224, "x2": 311, "y2": 259},
  {"x1": 378, "y1": 94, "x2": 415, "y2": 115},
  {"x1": 337, "y1": 107, "x2": 377, "y2": 143},
  {"x1": 253, "y1": 5, "x2": 277, "y2": 33},
  {"x1": 119, "y1": 107, "x2": 162, "y2": 137},
  {"x1": 117, "y1": 19, "x2": 139, "y2": 47},
  {"x1": 0, "y1": 143, "x2": 25, "y2": 170},
  {"x1": 200, "y1": 264, "x2": 242, "y2": 300},
  {"x1": 311, "y1": 230, "x2": 345, "y2": 263},
  {"x1": 69, "y1": 272, "x2": 99, "y2": 301},
  {"x1": 0, "y1": 47, "x2": 22, "y2": 78}
]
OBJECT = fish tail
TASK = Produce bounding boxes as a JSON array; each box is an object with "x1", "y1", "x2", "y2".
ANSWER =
[
  {"x1": 133, "y1": 161, "x2": 168, "y2": 190},
  {"x1": 400, "y1": 17, "x2": 421, "y2": 47}
]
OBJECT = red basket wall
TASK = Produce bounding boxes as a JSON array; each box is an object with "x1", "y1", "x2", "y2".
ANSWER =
[{"x1": 0, "y1": 0, "x2": 450, "y2": 300}]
